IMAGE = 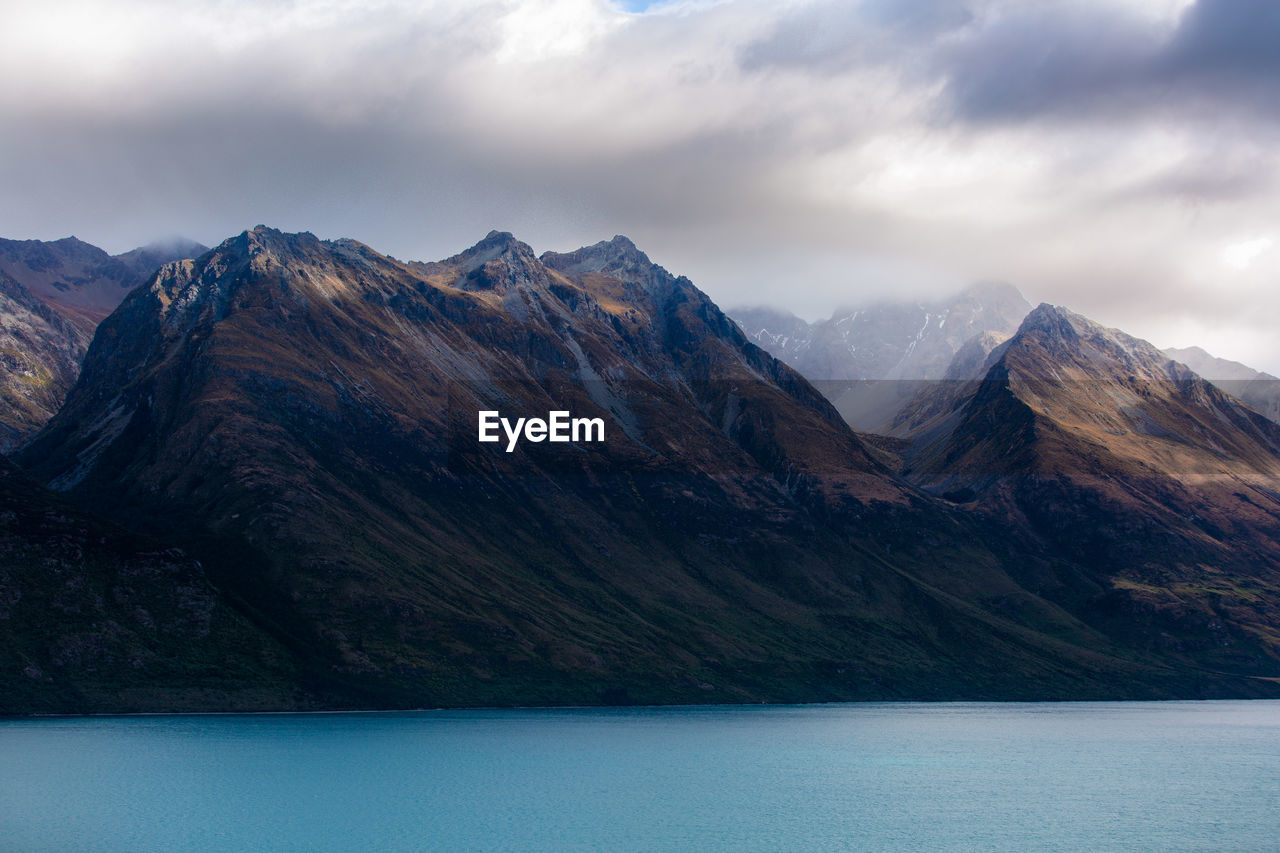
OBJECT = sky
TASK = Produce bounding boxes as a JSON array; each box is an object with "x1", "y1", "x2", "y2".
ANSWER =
[{"x1": 2, "y1": 0, "x2": 1278, "y2": 371}]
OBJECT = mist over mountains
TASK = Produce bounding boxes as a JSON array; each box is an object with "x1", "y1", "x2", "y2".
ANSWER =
[
  {"x1": 731, "y1": 289, "x2": 1280, "y2": 434},
  {"x1": 3, "y1": 227, "x2": 1280, "y2": 713}
]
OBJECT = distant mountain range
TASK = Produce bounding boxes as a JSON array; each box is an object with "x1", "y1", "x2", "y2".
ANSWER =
[
  {"x1": 732, "y1": 288, "x2": 1280, "y2": 432},
  {"x1": 0, "y1": 236, "x2": 207, "y2": 334},
  {"x1": 4, "y1": 227, "x2": 1280, "y2": 712},
  {"x1": 732, "y1": 284, "x2": 1031, "y2": 429},
  {"x1": 1164, "y1": 345, "x2": 1280, "y2": 425},
  {"x1": 734, "y1": 282, "x2": 1032, "y2": 382}
]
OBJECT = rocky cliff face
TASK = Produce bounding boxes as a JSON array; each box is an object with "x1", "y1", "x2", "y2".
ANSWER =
[{"x1": 0, "y1": 272, "x2": 91, "y2": 451}]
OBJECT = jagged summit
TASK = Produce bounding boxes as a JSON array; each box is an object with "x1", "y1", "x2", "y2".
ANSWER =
[
  {"x1": 1006, "y1": 303, "x2": 1200, "y2": 385},
  {"x1": 541, "y1": 234, "x2": 664, "y2": 280},
  {"x1": 1010, "y1": 302, "x2": 1084, "y2": 351}
]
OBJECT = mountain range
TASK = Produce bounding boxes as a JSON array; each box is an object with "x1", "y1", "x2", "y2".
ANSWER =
[
  {"x1": 731, "y1": 284, "x2": 1032, "y2": 429},
  {"x1": 4, "y1": 227, "x2": 1280, "y2": 712},
  {"x1": 1164, "y1": 345, "x2": 1280, "y2": 425},
  {"x1": 733, "y1": 287, "x2": 1280, "y2": 434}
]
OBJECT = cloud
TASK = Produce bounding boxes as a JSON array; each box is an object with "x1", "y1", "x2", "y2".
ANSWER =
[
  {"x1": 1, "y1": 0, "x2": 1279, "y2": 372},
  {"x1": 936, "y1": 0, "x2": 1280, "y2": 125}
]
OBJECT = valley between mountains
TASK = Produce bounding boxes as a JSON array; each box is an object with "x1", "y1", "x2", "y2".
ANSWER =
[{"x1": 4, "y1": 226, "x2": 1280, "y2": 713}]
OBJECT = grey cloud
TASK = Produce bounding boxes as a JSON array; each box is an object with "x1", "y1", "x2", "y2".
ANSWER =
[
  {"x1": 1165, "y1": 0, "x2": 1280, "y2": 76},
  {"x1": 939, "y1": 0, "x2": 1280, "y2": 124},
  {"x1": 937, "y1": 4, "x2": 1161, "y2": 122}
]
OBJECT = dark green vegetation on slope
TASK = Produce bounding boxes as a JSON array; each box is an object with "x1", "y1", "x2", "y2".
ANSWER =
[
  {"x1": 8, "y1": 230, "x2": 1280, "y2": 712},
  {"x1": 0, "y1": 456, "x2": 302, "y2": 714}
]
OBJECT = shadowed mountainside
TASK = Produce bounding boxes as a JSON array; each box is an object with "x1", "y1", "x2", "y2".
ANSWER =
[{"x1": 0, "y1": 455, "x2": 301, "y2": 714}]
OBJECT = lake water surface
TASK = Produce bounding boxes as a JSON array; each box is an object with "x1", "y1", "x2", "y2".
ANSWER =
[{"x1": 3, "y1": 701, "x2": 1279, "y2": 851}]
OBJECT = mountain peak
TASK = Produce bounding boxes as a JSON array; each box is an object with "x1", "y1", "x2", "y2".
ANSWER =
[
  {"x1": 441, "y1": 230, "x2": 538, "y2": 275},
  {"x1": 1015, "y1": 302, "x2": 1080, "y2": 339},
  {"x1": 541, "y1": 234, "x2": 658, "y2": 279}
]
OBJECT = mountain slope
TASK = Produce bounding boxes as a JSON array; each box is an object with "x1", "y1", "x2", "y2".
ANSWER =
[
  {"x1": 899, "y1": 304, "x2": 1280, "y2": 675},
  {"x1": 0, "y1": 236, "x2": 207, "y2": 334},
  {"x1": 0, "y1": 236, "x2": 209, "y2": 447},
  {"x1": 0, "y1": 454, "x2": 298, "y2": 713},
  {"x1": 19, "y1": 228, "x2": 1245, "y2": 710},
  {"x1": 0, "y1": 271, "x2": 91, "y2": 451}
]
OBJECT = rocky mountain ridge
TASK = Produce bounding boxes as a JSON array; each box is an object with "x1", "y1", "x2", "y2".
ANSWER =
[{"x1": 0, "y1": 236, "x2": 207, "y2": 333}]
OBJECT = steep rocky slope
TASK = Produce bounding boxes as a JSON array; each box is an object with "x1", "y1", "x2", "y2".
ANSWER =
[
  {"x1": 0, "y1": 272, "x2": 91, "y2": 451},
  {"x1": 0, "y1": 236, "x2": 208, "y2": 447}
]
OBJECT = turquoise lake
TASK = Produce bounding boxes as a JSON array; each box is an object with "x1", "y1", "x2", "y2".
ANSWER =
[{"x1": 3, "y1": 701, "x2": 1279, "y2": 851}]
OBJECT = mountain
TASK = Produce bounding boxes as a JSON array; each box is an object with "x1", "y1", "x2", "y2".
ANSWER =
[
  {"x1": 0, "y1": 271, "x2": 91, "y2": 451},
  {"x1": 0, "y1": 235, "x2": 207, "y2": 334},
  {"x1": 733, "y1": 282, "x2": 1031, "y2": 381},
  {"x1": 732, "y1": 283, "x2": 1031, "y2": 429},
  {"x1": 728, "y1": 306, "x2": 814, "y2": 364},
  {"x1": 1165, "y1": 345, "x2": 1280, "y2": 425},
  {"x1": 20, "y1": 226, "x2": 1259, "y2": 711},
  {"x1": 0, "y1": 454, "x2": 299, "y2": 714},
  {"x1": 896, "y1": 304, "x2": 1280, "y2": 677},
  {"x1": 0, "y1": 236, "x2": 208, "y2": 448}
]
